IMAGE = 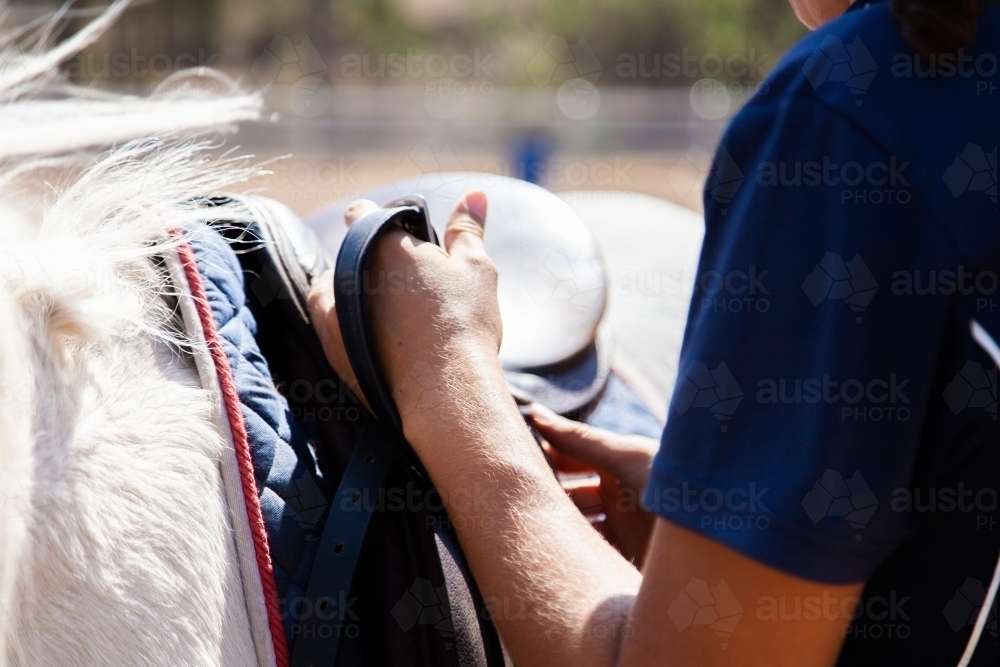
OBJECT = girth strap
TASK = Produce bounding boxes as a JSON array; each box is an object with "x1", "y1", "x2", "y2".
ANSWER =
[{"x1": 290, "y1": 417, "x2": 397, "y2": 667}]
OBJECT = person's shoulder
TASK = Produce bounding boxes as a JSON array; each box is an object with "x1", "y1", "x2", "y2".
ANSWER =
[
  {"x1": 775, "y1": 0, "x2": 898, "y2": 89},
  {"x1": 743, "y1": 0, "x2": 999, "y2": 135},
  {"x1": 725, "y1": 1, "x2": 999, "y2": 266},
  {"x1": 727, "y1": 4, "x2": 909, "y2": 154}
]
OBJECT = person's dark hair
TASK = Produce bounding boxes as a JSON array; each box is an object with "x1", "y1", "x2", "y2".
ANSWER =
[{"x1": 890, "y1": 0, "x2": 985, "y2": 54}]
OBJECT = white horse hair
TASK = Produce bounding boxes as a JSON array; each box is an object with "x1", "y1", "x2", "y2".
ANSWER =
[
  {"x1": 0, "y1": 3, "x2": 276, "y2": 666},
  {"x1": 0, "y1": 0, "x2": 261, "y2": 159},
  {"x1": 0, "y1": 224, "x2": 33, "y2": 667},
  {"x1": 0, "y1": 145, "x2": 264, "y2": 667}
]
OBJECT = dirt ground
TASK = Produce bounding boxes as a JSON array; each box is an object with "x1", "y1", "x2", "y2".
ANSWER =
[
  {"x1": 2, "y1": 150, "x2": 706, "y2": 225},
  {"x1": 245, "y1": 150, "x2": 708, "y2": 220}
]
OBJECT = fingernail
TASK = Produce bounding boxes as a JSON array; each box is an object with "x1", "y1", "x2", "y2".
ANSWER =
[
  {"x1": 344, "y1": 199, "x2": 378, "y2": 227},
  {"x1": 465, "y1": 190, "x2": 487, "y2": 223},
  {"x1": 529, "y1": 402, "x2": 557, "y2": 424}
]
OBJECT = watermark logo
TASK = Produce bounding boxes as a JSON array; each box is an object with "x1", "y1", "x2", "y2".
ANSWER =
[
  {"x1": 0, "y1": 477, "x2": 30, "y2": 521},
  {"x1": 251, "y1": 35, "x2": 332, "y2": 117},
  {"x1": 757, "y1": 373, "x2": 911, "y2": 423},
  {"x1": 704, "y1": 144, "x2": 744, "y2": 214},
  {"x1": 615, "y1": 48, "x2": 770, "y2": 82},
  {"x1": 284, "y1": 465, "x2": 328, "y2": 531},
  {"x1": 667, "y1": 144, "x2": 713, "y2": 200},
  {"x1": 0, "y1": 43, "x2": 28, "y2": 84},
  {"x1": 339, "y1": 49, "x2": 494, "y2": 80},
  {"x1": 392, "y1": 578, "x2": 455, "y2": 641},
  {"x1": 696, "y1": 265, "x2": 771, "y2": 315},
  {"x1": 667, "y1": 578, "x2": 743, "y2": 649},
  {"x1": 943, "y1": 360, "x2": 997, "y2": 420},
  {"x1": 129, "y1": 363, "x2": 176, "y2": 412},
  {"x1": 615, "y1": 53, "x2": 772, "y2": 117},
  {"x1": 64, "y1": 48, "x2": 218, "y2": 84},
  {"x1": 757, "y1": 591, "x2": 911, "y2": 640},
  {"x1": 481, "y1": 155, "x2": 635, "y2": 190},
  {"x1": 891, "y1": 485, "x2": 997, "y2": 530},
  {"x1": 644, "y1": 482, "x2": 771, "y2": 532},
  {"x1": 802, "y1": 252, "x2": 878, "y2": 323},
  {"x1": 688, "y1": 79, "x2": 736, "y2": 120},
  {"x1": 526, "y1": 250, "x2": 604, "y2": 320},
  {"x1": 890, "y1": 267, "x2": 997, "y2": 312},
  {"x1": 404, "y1": 360, "x2": 445, "y2": 413},
  {"x1": 255, "y1": 157, "x2": 361, "y2": 207},
  {"x1": 755, "y1": 156, "x2": 911, "y2": 205},
  {"x1": 942, "y1": 143, "x2": 997, "y2": 203},
  {"x1": 802, "y1": 469, "x2": 878, "y2": 540},
  {"x1": 890, "y1": 49, "x2": 998, "y2": 93},
  {"x1": 666, "y1": 143, "x2": 743, "y2": 210},
  {"x1": 337, "y1": 48, "x2": 494, "y2": 120},
  {"x1": 288, "y1": 591, "x2": 360, "y2": 640},
  {"x1": 942, "y1": 577, "x2": 998, "y2": 637},
  {"x1": 274, "y1": 376, "x2": 364, "y2": 425},
  {"x1": 0, "y1": 251, "x2": 46, "y2": 301},
  {"x1": 250, "y1": 264, "x2": 287, "y2": 306},
  {"x1": 673, "y1": 361, "x2": 744, "y2": 432},
  {"x1": 802, "y1": 36, "x2": 878, "y2": 106},
  {"x1": 390, "y1": 143, "x2": 469, "y2": 196},
  {"x1": 526, "y1": 35, "x2": 602, "y2": 119}
]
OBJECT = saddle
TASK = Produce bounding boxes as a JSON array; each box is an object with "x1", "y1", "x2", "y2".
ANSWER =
[
  {"x1": 311, "y1": 173, "x2": 614, "y2": 417},
  {"x1": 171, "y1": 178, "x2": 662, "y2": 667}
]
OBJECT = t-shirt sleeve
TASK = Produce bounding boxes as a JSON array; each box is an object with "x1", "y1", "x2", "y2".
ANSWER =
[{"x1": 644, "y1": 94, "x2": 958, "y2": 584}]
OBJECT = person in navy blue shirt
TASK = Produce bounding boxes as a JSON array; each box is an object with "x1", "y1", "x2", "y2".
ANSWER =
[
  {"x1": 641, "y1": 0, "x2": 999, "y2": 663},
  {"x1": 308, "y1": 0, "x2": 999, "y2": 665}
]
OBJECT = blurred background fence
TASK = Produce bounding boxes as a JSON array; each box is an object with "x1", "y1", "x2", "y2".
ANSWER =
[{"x1": 5, "y1": 0, "x2": 806, "y2": 215}]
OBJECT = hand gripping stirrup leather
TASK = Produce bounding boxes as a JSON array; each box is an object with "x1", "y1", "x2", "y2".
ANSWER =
[{"x1": 290, "y1": 196, "x2": 504, "y2": 667}]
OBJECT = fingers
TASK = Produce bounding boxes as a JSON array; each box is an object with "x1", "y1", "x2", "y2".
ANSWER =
[
  {"x1": 306, "y1": 269, "x2": 336, "y2": 344},
  {"x1": 307, "y1": 268, "x2": 335, "y2": 313},
  {"x1": 530, "y1": 403, "x2": 657, "y2": 482},
  {"x1": 349, "y1": 193, "x2": 487, "y2": 261},
  {"x1": 443, "y1": 190, "x2": 488, "y2": 259},
  {"x1": 530, "y1": 403, "x2": 624, "y2": 472},
  {"x1": 306, "y1": 269, "x2": 372, "y2": 413},
  {"x1": 344, "y1": 199, "x2": 380, "y2": 227},
  {"x1": 560, "y1": 476, "x2": 603, "y2": 516},
  {"x1": 540, "y1": 440, "x2": 594, "y2": 474}
]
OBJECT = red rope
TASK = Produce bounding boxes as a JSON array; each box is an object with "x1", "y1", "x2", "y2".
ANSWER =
[{"x1": 175, "y1": 236, "x2": 291, "y2": 667}]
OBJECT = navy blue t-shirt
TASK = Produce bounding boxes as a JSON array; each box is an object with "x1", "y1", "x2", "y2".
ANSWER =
[{"x1": 645, "y1": 0, "x2": 999, "y2": 664}]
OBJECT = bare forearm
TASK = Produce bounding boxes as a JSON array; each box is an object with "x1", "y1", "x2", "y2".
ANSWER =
[
  {"x1": 402, "y1": 351, "x2": 642, "y2": 667},
  {"x1": 312, "y1": 191, "x2": 869, "y2": 667}
]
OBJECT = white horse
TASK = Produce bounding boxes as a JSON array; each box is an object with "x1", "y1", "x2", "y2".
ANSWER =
[
  {"x1": 0, "y1": 4, "x2": 287, "y2": 666},
  {"x1": 0, "y1": 147, "x2": 287, "y2": 667},
  {"x1": 0, "y1": 5, "x2": 709, "y2": 667}
]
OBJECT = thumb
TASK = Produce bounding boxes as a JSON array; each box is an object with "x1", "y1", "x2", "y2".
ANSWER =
[
  {"x1": 530, "y1": 403, "x2": 657, "y2": 483},
  {"x1": 443, "y1": 190, "x2": 488, "y2": 259},
  {"x1": 344, "y1": 199, "x2": 379, "y2": 227}
]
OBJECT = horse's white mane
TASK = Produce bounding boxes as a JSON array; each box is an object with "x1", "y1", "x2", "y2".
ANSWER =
[
  {"x1": 0, "y1": 0, "x2": 261, "y2": 158},
  {"x1": 0, "y1": 3, "x2": 271, "y2": 665}
]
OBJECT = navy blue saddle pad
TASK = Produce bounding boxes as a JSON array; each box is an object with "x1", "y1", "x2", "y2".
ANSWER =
[{"x1": 185, "y1": 213, "x2": 663, "y2": 664}]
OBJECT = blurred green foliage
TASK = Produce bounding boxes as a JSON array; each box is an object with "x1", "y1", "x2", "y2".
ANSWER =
[
  {"x1": 325, "y1": 0, "x2": 806, "y2": 84},
  {"x1": 59, "y1": 0, "x2": 807, "y2": 86}
]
